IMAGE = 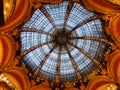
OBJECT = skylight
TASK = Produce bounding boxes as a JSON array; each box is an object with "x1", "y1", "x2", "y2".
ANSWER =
[{"x1": 20, "y1": 1, "x2": 107, "y2": 82}]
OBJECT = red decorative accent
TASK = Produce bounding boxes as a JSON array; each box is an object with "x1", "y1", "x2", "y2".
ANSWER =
[{"x1": 92, "y1": 0, "x2": 120, "y2": 9}]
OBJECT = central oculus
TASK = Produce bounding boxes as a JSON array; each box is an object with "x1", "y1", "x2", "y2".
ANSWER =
[{"x1": 52, "y1": 30, "x2": 73, "y2": 47}]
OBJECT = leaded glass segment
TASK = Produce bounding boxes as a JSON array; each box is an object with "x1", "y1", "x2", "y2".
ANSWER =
[{"x1": 20, "y1": 1, "x2": 107, "y2": 82}]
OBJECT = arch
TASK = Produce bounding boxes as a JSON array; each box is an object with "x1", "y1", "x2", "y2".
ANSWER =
[
  {"x1": 107, "y1": 50, "x2": 120, "y2": 84},
  {"x1": 0, "y1": 0, "x2": 31, "y2": 31},
  {"x1": 0, "y1": 35, "x2": 15, "y2": 69},
  {"x1": 83, "y1": 0, "x2": 120, "y2": 13}
]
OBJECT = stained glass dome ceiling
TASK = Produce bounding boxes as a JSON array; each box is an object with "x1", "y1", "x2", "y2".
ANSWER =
[{"x1": 19, "y1": 1, "x2": 109, "y2": 82}]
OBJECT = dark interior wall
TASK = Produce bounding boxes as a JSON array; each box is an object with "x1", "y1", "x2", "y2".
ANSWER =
[{"x1": 0, "y1": 0, "x2": 4, "y2": 25}]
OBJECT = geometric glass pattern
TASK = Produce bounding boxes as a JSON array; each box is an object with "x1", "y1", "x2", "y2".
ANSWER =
[{"x1": 20, "y1": 1, "x2": 108, "y2": 82}]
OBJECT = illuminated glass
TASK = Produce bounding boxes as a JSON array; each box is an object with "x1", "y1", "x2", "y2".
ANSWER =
[{"x1": 20, "y1": 1, "x2": 107, "y2": 82}]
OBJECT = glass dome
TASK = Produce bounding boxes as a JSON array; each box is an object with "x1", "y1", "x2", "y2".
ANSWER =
[{"x1": 20, "y1": 1, "x2": 108, "y2": 82}]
